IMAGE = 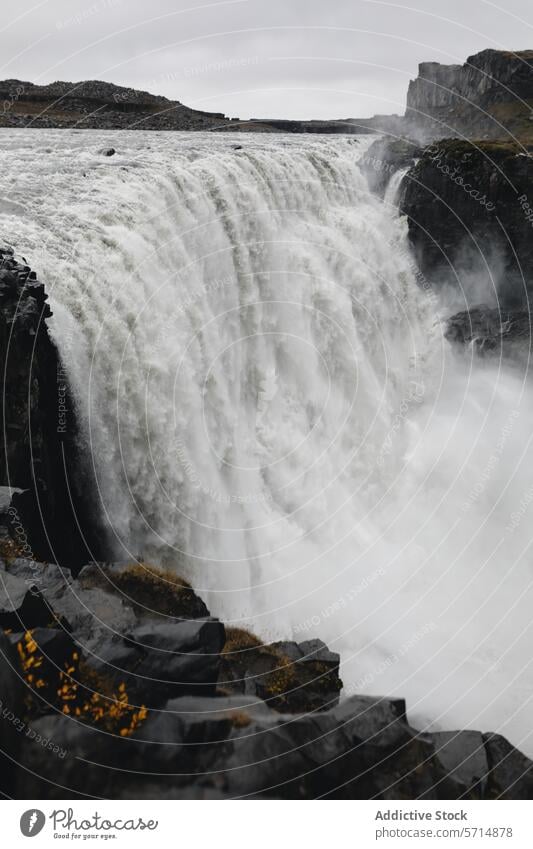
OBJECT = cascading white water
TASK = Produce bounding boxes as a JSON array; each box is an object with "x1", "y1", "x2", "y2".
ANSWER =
[{"x1": 1, "y1": 129, "x2": 533, "y2": 754}]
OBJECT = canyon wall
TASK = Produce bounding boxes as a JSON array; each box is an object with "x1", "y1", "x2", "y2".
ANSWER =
[
  {"x1": 0, "y1": 247, "x2": 102, "y2": 568},
  {"x1": 399, "y1": 139, "x2": 533, "y2": 306},
  {"x1": 406, "y1": 49, "x2": 533, "y2": 141}
]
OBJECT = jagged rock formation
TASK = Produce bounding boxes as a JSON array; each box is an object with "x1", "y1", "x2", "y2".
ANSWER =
[
  {"x1": 399, "y1": 139, "x2": 533, "y2": 306},
  {"x1": 0, "y1": 248, "x2": 102, "y2": 568},
  {"x1": 405, "y1": 50, "x2": 533, "y2": 142},
  {"x1": 445, "y1": 307, "x2": 531, "y2": 359},
  {"x1": 1, "y1": 555, "x2": 532, "y2": 799}
]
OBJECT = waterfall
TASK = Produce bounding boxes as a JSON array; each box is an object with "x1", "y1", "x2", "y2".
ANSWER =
[
  {"x1": 384, "y1": 166, "x2": 409, "y2": 207},
  {"x1": 1, "y1": 129, "x2": 533, "y2": 754}
]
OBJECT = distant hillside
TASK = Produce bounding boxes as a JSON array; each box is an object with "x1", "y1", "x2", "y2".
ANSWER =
[
  {"x1": 0, "y1": 78, "x2": 236, "y2": 131},
  {"x1": 0, "y1": 77, "x2": 402, "y2": 134}
]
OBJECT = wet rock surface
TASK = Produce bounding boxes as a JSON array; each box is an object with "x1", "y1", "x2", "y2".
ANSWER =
[
  {"x1": 444, "y1": 307, "x2": 531, "y2": 359},
  {"x1": 220, "y1": 628, "x2": 342, "y2": 713},
  {"x1": 0, "y1": 247, "x2": 102, "y2": 569},
  {"x1": 362, "y1": 138, "x2": 421, "y2": 196},
  {"x1": 1, "y1": 556, "x2": 532, "y2": 799},
  {"x1": 400, "y1": 140, "x2": 533, "y2": 306}
]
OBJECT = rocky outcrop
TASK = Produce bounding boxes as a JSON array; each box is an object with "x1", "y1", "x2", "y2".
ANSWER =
[
  {"x1": 400, "y1": 139, "x2": 533, "y2": 306},
  {"x1": 77, "y1": 561, "x2": 210, "y2": 621},
  {"x1": 362, "y1": 138, "x2": 422, "y2": 196},
  {"x1": 0, "y1": 249, "x2": 102, "y2": 569},
  {"x1": 405, "y1": 50, "x2": 533, "y2": 142},
  {"x1": 1, "y1": 556, "x2": 533, "y2": 800},
  {"x1": 445, "y1": 307, "x2": 531, "y2": 359},
  {"x1": 220, "y1": 628, "x2": 342, "y2": 713}
]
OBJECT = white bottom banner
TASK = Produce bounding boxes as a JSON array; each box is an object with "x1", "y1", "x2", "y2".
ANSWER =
[{"x1": 2, "y1": 800, "x2": 533, "y2": 848}]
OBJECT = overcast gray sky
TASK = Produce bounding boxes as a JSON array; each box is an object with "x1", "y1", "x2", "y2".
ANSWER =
[{"x1": 2, "y1": 0, "x2": 533, "y2": 119}]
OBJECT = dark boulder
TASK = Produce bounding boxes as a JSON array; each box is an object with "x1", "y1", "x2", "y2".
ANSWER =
[
  {"x1": 483, "y1": 732, "x2": 533, "y2": 799},
  {"x1": 0, "y1": 572, "x2": 55, "y2": 630},
  {"x1": 220, "y1": 628, "x2": 342, "y2": 713},
  {"x1": 87, "y1": 618, "x2": 225, "y2": 708},
  {"x1": 77, "y1": 561, "x2": 209, "y2": 621},
  {"x1": 430, "y1": 730, "x2": 489, "y2": 798},
  {"x1": 51, "y1": 585, "x2": 136, "y2": 644}
]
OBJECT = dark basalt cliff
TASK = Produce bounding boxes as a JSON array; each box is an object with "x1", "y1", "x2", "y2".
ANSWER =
[
  {"x1": 0, "y1": 247, "x2": 102, "y2": 568},
  {"x1": 399, "y1": 140, "x2": 533, "y2": 307},
  {"x1": 405, "y1": 49, "x2": 533, "y2": 142},
  {"x1": 365, "y1": 49, "x2": 533, "y2": 352}
]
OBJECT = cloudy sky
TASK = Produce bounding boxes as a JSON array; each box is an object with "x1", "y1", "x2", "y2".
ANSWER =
[{"x1": 2, "y1": 0, "x2": 533, "y2": 119}]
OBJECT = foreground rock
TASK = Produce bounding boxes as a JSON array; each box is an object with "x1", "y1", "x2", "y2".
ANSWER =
[
  {"x1": 14, "y1": 689, "x2": 533, "y2": 800},
  {"x1": 220, "y1": 628, "x2": 342, "y2": 713},
  {"x1": 88, "y1": 618, "x2": 225, "y2": 708},
  {"x1": 0, "y1": 630, "x2": 24, "y2": 797},
  {"x1": 1, "y1": 556, "x2": 533, "y2": 800},
  {"x1": 77, "y1": 561, "x2": 210, "y2": 621}
]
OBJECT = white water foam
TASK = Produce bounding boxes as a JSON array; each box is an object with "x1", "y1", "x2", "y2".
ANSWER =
[{"x1": 1, "y1": 129, "x2": 532, "y2": 753}]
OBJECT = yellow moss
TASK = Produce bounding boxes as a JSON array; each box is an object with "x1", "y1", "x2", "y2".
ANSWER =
[
  {"x1": 229, "y1": 710, "x2": 252, "y2": 728},
  {"x1": 221, "y1": 627, "x2": 297, "y2": 704},
  {"x1": 222, "y1": 627, "x2": 262, "y2": 654},
  {"x1": 0, "y1": 536, "x2": 30, "y2": 563},
  {"x1": 90, "y1": 562, "x2": 201, "y2": 619},
  {"x1": 260, "y1": 656, "x2": 296, "y2": 698}
]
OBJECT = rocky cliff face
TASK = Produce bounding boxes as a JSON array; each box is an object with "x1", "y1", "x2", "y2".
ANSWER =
[
  {"x1": 0, "y1": 247, "x2": 102, "y2": 568},
  {"x1": 406, "y1": 50, "x2": 533, "y2": 141},
  {"x1": 400, "y1": 139, "x2": 533, "y2": 306}
]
